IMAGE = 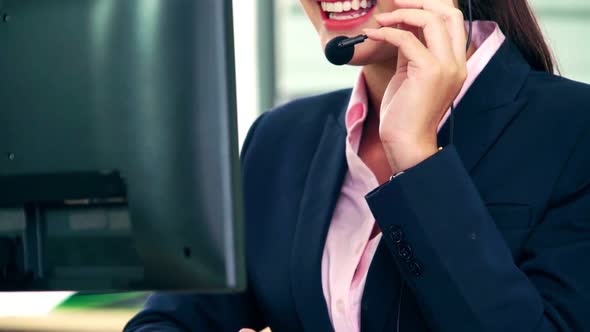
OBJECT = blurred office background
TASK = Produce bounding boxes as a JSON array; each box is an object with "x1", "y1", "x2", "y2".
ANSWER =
[
  {"x1": 275, "y1": 0, "x2": 590, "y2": 102},
  {"x1": 1, "y1": 0, "x2": 588, "y2": 331}
]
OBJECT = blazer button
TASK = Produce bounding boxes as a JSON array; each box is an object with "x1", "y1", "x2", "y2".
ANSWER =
[
  {"x1": 408, "y1": 261, "x2": 422, "y2": 277},
  {"x1": 397, "y1": 243, "x2": 413, "y2": 262},
  {"x1": 387, "y1": 225, "x2": 403, "y2": 244}
]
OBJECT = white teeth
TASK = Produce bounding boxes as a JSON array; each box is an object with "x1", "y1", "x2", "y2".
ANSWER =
[
  {"x1": 328, "y1": 8, "x2": 370, "y2": 20},
  {"x1": 321, "y1": 0, "x2": 375, "y2": 14}
]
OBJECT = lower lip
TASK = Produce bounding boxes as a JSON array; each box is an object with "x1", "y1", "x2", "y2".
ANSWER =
[{"x1": 319, "y1": 4, "x2": 377, "y2": 31}]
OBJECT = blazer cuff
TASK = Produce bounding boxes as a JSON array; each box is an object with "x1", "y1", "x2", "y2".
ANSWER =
[{"x1": 365, "y1": 145, "x2": 541, "y2": 331}]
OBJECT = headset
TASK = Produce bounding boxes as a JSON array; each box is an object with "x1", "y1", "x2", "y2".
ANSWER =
[
  {"x1": 324, "y1": 0, "x2": 475, "y2": 330},
  {"x1": 324, "y1": 0, "x2": 474, "y2": 147}
]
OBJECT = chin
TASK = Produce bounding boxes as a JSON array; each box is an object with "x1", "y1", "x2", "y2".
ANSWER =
[{"x1": 310, "y1": 0, "x2": 396, "y2": 66}]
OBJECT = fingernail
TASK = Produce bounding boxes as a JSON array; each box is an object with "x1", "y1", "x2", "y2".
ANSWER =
[{"x1": 362, "y1": 28, "x2": 382, "y2": 40}]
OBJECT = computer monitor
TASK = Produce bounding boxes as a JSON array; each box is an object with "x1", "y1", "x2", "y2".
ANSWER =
[{"x1": 0, "y1": 0, "x2": 245, "y2": 292}]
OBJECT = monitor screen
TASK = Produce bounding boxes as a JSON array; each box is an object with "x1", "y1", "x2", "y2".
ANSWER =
[{"x1": 0, "y1": 0, "x2": 245, "y2": 292}]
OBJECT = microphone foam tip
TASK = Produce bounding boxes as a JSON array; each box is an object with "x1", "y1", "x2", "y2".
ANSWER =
[{"x1": 324, "y1": 36, "x2": 355, "y2": 66}]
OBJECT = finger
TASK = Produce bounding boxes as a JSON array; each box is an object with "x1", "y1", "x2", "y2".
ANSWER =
[
  {"x1": 386, "y1": 0, "x2": 467, "y2": 63},
  {"x1": 395, "y1": 0, "x2": 467, "y2": 63},
  {"x1": 394, "y1": 24, "x2": 419, "y2": 71},
  {"x1": 375, "y1": 9, "x2": 455, "y2": 64},
  {"x1": 239, "y1": 329, "x2": 256, "y2": 332},
  {"x1": 363, "y1": 27, "x2": 436, "y2": 68},
  {"x1": 395, "y1": 40, "x2": 410, "y2": 73}
]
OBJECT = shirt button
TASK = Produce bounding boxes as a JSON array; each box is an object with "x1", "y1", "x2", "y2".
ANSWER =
[{"x1": 336, "y1": 299, "x2": 345, "y2": 314}]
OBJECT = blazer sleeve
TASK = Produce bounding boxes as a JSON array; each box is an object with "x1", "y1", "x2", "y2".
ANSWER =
[
  {"x1": 124, "y1": 113, "x2": 269, "y2": 332},
  {"x1": 365, "y1": 129, "x2": 590, "y2": 331}
]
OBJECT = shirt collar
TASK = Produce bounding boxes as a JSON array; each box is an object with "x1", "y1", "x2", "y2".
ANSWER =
[{"x1": 342, "y1": 20, "x2": 506, "y2": 188}]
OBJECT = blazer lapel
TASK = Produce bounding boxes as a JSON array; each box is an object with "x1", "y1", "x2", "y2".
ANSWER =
[
  {"x1": 290, "y1": 107, "x2": 349, "y2": 331},
  {"x1": 438, "y1": 39, "x2": 532, "y2": 171}
]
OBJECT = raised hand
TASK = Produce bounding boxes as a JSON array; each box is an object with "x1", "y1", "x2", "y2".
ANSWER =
[{"x1": 363, "y1": 0, "x2": 468, "y2": 174}]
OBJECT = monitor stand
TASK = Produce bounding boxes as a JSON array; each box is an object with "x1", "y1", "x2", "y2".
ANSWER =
[{"x1": 0, "y1": 171, "x2": 145, "y2": 291}]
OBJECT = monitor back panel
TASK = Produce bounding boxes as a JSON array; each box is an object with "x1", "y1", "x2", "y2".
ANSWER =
[{"x1": 0, "y1": 0, "x2": 245, "y2": 292}]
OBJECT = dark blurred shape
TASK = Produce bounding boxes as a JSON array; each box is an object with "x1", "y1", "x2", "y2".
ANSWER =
[{"x1": 324, "y1": 35, "x2": 356, "y2": 65}]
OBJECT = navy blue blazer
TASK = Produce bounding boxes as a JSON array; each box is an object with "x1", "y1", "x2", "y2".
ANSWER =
[{"x1": 125, "y1": 39, "x2": 590, "y2": 331}]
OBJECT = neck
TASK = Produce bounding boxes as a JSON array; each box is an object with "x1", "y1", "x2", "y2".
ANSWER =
[{"x1": 362, "y1": 58, "x2": 395, "y2": 117}]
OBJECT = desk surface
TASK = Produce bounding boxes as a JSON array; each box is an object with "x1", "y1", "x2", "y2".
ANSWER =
[
  {"x1": 0, "y1": 309, "x2": 136, "y2": 332},
  {"x1": 0, "y1": 310, "x2": 273, "y2": 332}
]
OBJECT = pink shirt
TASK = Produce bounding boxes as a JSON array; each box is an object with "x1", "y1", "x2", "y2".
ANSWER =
[{"x1": 320, "y1": 21, "x2": 506, "y2": 332}]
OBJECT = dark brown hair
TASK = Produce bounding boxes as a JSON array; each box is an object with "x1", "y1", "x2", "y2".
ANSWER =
[{"x1": 459, "y1": 0, "x2": 557, "y2": 74}]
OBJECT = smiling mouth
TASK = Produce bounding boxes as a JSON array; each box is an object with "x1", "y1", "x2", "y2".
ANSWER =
[{"x1": 319, "y1": 0, "x2": 377, "y2": 21}]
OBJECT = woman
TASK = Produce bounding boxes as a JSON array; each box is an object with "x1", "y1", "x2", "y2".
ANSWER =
[{"x1": 125, "y1": 0, "x2": 590, "y2": 331}]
